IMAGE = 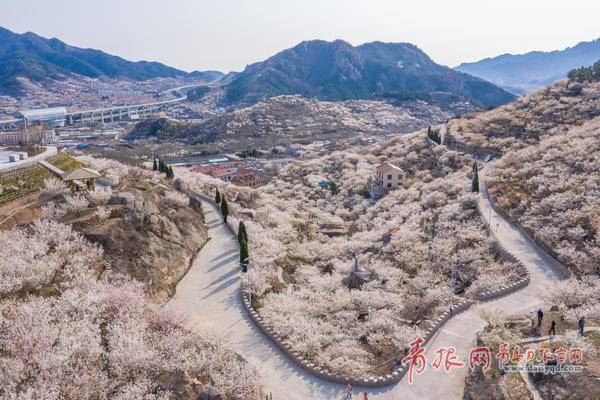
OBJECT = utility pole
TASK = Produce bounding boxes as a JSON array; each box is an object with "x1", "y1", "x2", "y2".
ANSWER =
[{"x1": 24, "y1": 117, "x2": 29, "y2": 146}]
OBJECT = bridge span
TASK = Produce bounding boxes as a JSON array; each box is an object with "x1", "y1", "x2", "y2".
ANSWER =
[
  {"x1": 1, "y1": 83, "x2": 211, "y2": 130},
  {"x1": 64, "y1": 84, "x2": 204, "y2": 125}
]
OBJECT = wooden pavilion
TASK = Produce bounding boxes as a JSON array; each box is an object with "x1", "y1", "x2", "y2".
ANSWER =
[{"x1": 61, "y1": 167, "x2": 102, "y2": 192}]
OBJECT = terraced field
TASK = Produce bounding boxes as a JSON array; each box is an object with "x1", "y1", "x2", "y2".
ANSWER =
[
  {"x1": 0, "y1": 165, "x2": 52, "y2": 206},
  {"x1": 0, "y1": 154, "x2": 82, "y2": 207}
]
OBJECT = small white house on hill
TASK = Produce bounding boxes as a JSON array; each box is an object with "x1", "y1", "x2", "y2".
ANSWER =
[{"x1": 369, "y1": 162, "x2": 404, "y2": 199}]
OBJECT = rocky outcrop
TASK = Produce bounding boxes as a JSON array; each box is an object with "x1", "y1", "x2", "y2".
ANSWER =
[
  {"x1": 530, "y1": 370, "x2": 600, "y2": 399},
  {"x1": 198, "y1": 386, "x2": 224, "y2": 400},
  {"x1": 80, "y1": 185, "x2": 209, "y2": 302}
]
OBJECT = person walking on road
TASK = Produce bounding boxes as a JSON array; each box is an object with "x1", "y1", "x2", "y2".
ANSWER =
[
  {"x1": 579, "y1": 316, "x2": 586, "y2": 336},
  {"x1": 549, "y1": 320, "x2": 556, "y2": 337},
  {"x1": 343, "y1": 385, "x2": 353, "y2": 399},
  {"x1": 363, "y1": 392, "x2": 369, "y2": 400},
  {"x1": 537, "y1": 308, "x2": 544, "y2": 327}
]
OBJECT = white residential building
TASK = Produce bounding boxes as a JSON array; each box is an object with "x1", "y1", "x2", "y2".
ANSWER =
[
  {"x1": 369, "y1": 162, "x2": 404, "y2": 199},
  {"x1": 0, "y1": 128, "x2": 56, "y2": 146}
]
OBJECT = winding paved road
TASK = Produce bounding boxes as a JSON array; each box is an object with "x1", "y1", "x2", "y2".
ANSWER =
[
  {"x1": 169, "y1": 170, "x2": 568, "y2": 399},
  {"x1": 401, "y1": 172, "x2": 568, "y2": 399}
]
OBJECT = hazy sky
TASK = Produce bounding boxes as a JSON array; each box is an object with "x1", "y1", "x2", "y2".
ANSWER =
[{"x1": 1, "y1": 0, "x2": 599, "y2": 73}]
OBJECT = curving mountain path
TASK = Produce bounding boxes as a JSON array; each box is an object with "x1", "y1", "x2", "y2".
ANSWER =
[
  {"x1": 169, "y1": 171, "x2": 569, "y2": 399},
  {"x1": 399, "y1": 171, "x2": 569, "y2": 399}
]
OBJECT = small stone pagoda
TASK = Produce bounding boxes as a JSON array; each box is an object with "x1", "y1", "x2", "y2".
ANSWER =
[{"x1": 343, "y1": 257, "x2": 376, "y2": 290}]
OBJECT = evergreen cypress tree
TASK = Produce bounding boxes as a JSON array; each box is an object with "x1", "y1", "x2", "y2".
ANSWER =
[
  {"x1": 238, "y1": 221, "x2": 248, "y2": 244},
  {"x1": 472, "y1": 162, "x2": 479, "y2": 193},
  {"x1": 220, "y1": 197, "x2": 229, "y2": 223},
  {"x1": 152, "y1": 158, "x2": 158, "y2": 171},
  {"x1": 240, "y1": 239, "x2": 249, "y2": 271},
  {"x1": 427, "y1": 126, "x2": 441, "y2": 144},
  {"x1": 215, "y1": 188, "x2": 221, "y2": 204},
  {"x1": 329, "y1": 181, "x2": 339, "y2": 195},
  {"x1": 167, "y1": 166, "x2": 174, "y2": 179}
]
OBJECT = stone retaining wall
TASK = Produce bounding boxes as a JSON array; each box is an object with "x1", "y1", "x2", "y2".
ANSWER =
[
  {"x1": 480, "y1": 180, "x2": 570, "y2": 279},
  {"x1": 474, "y1": 183, "x2": 531, "y2": 301},
  {"x1": 476, "y1": 239, "x2": 530, "y2": 302},
  {"x1": 188, "y1": 186, "x2": 533, "y2": 388}
]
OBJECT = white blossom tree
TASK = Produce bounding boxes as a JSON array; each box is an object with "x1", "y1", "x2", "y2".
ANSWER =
[
  {"x1": 0, "y1": 208, "x2": 260, "y2": 399},
  {"x1": 41, "y1": 178, "x2": 69, "y2": 198},
  {"x1": 64, "y1": 194, "x2": 90, "y2": 216}
]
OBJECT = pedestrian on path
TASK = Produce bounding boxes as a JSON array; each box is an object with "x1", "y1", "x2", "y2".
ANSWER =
[
  {"x1": 549, "y1": 320, "x2": 556, "y2": 337},
  {"x1": 363, "y1": 392, "x2": 369, "y2": 400},
  {"x1": 537, "y1": 308, "x2": 544, "y2": 327},
  {"x1": 343, "y1": 385, "x2": 353, "y2": 400},
  {"x1": 579, "y1": 316, "x2": 585, "y2": 336}
]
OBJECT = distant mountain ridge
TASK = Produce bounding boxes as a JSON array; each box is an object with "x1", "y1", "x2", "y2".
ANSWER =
[
  {"x1": 0, "y1": 28, "x2": 515, "y2": 108},
  {"x1": 455, "y1": 38, "x2": 600, "y2": 94},
  {"x1": 224, "y1": 39, "x2": 516, "y2": 108},
  {"x1": 0, "y1": 26, "x2": 224, "y2": 95}
]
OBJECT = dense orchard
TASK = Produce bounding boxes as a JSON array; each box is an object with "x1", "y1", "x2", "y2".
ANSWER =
[
  {"x1": 488, "y1": 118, "x2": 600, "y2": 275},
  {"x1": 1, "y1": 184, "x2": 259, "y2": 400},
  {"x1": 447, "y1": 80, "x2": 600, "y2": 153},
  {"x1": 180, "y1": 132, "x2": 519, "y2": 374}
]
